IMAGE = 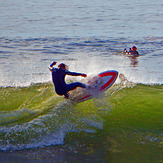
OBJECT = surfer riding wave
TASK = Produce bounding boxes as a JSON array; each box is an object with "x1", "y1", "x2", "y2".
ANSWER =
[{"x1": 49, "y1": 61, "x2": 87, "y2": 99}]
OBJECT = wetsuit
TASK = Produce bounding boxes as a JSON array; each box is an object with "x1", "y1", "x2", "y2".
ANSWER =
[
  {"x1": 129, "y1": 50, "x2": 139, "y2": 57},
  {"x1": 51, "y1": 68, "x2": 86, "y2": 98}
]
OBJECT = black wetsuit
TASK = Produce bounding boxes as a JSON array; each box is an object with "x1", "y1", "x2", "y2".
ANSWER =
[{"x1": 51, "y1": 68, "x2": 86, "y2": 98}]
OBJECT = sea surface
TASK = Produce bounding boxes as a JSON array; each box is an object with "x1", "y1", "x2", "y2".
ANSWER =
[{"x1": 0, "y1": 0, "x2": 163, "y2": 162}]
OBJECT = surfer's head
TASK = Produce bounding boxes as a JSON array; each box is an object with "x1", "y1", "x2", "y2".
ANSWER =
[
  {"x1": 58, "y1": 63, "x2": 68, "y2": 70},
  {"x1": 131, "y1": 46, "x2": 137, "y2": 51}
]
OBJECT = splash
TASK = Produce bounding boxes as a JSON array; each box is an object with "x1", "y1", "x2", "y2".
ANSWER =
[{"x1": 0, "y1": 93, "x2": 104, "y2": 151}]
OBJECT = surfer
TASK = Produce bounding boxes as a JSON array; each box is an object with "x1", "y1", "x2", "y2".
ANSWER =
[
  {"x1": 123, "y1": 46, "x2": 139, "y2": 57},
  {"x1": 129, "y1": 46, "x2": 139, "y2": 56},
  {"x1": 123, "y1": 46, "x2": 139, "y2": 67},
  {"x1": 49, "y1": 61, "x2": 87, "y2": 99}
]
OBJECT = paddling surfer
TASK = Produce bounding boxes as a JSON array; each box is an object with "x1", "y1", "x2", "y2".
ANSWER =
[
  {"x1": 129, "y1": 46, "x2": 139, "y2": 57},
  {"x1": 123, "y1": 46, "x2": 139, "y2": 57},
  {"x1": 49, "y1": 61, "x2": 87, "y2": 99}
]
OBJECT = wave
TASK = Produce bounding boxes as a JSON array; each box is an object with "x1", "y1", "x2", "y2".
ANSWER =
[
  {"x1": 0, "y1": 82, "x2": 162, "y2": 152},
  {"x1": 0, "y1": 82, "x2": 104, "y2": 151}
]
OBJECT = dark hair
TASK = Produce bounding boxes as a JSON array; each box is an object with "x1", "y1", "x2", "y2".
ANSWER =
[
  {"x1": 132, "y1": 46, "x2": 137, "y2": 50},
  {"x1": 58, "y1": 63, "x2": 68, "y2": 69}
]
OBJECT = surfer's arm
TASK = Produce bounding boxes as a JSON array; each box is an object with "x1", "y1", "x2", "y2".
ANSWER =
[
  {"x1": 66, "y1": 70, "x2": 87, "y2": 77},
  {"x1": 49, "y1": 61, "x2": 57, "y2": 72}
]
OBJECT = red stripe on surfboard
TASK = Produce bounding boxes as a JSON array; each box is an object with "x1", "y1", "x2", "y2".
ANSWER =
[
  {"x1": 78, "y1": 70, "x2": 118, "y2": 102},
  {"x1": 79, "y1": 94, "x2": 92, "y2": 101},
  {"x1": 98, "y1": 71, "x2": 118, "y2": 91}
]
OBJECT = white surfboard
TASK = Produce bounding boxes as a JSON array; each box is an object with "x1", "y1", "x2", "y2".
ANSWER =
[{"x1": 69, "y1": 70, "x2": 118, "y2": 103}]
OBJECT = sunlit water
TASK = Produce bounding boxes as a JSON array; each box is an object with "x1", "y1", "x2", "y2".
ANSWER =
[{"x1": 0, "y1": 0, "x2": 163, "y2": 87}]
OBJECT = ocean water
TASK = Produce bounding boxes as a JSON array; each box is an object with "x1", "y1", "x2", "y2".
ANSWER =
[{"x1": 0, "y1": 0, "x2": 163, "y2": 162}]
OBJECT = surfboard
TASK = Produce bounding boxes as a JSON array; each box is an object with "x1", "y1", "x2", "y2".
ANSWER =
[{"x1": 69, "y1": 70, "x2": 118, "y2": 103}]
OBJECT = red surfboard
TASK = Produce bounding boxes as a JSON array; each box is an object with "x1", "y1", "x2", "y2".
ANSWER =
[{"x1": 70, "y1": 70, "x2": 118, "y2": 103}]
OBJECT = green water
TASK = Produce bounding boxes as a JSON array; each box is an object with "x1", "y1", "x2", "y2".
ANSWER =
[
  {"x1": 0, "y1": 83, "x2": 61, "y2": 125},
  {"x1": 65, "y1": 84, "x2": 163, "y2": 162},
  {"x1": 0, "y1": 83, "x2": 162, "y2": 162}
]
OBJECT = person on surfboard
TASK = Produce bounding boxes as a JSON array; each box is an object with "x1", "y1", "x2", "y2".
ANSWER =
[{"x1": 49, "y1": 61, "x2": 87, "y2": 99}]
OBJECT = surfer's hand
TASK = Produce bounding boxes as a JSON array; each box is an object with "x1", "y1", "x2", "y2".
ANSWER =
[
  {"x1": 50, "y1": 61, "x2": 57, "y2": 67},
  {"x1": 81, "y1": 73, "x2": 87, "y2": 77}
]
